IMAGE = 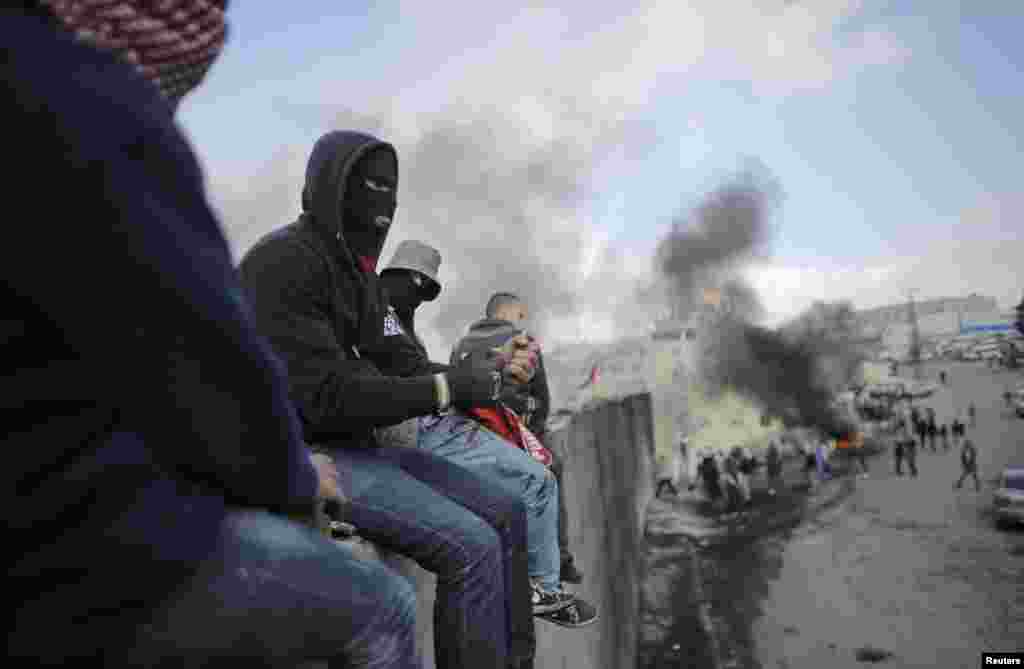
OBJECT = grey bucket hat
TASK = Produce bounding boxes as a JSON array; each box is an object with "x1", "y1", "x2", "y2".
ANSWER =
[{"x1": 382, "y1": 240, "x2": 442, "y2": 301}]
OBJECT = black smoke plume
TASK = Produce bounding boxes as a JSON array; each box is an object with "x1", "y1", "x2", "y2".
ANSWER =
[{"x1": 656, "y1": 168, "x2": 858, "y2": 437}]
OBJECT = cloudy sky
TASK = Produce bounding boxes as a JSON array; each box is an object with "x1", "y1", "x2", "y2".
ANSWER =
[{"x1": 178, "y1": 0, "x2": 1023, "y2": 357}]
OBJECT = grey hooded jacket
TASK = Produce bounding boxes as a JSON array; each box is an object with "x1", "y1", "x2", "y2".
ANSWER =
[{"x1": 451, "y1": 318, "x2": 551, "y2": 437}]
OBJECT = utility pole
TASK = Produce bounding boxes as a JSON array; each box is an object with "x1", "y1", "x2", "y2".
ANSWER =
[{"x1": 907, "y1": 289, "x2": 923, "y2": 381}]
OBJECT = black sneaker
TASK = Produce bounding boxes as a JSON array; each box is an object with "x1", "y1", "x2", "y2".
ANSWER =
[
  {"x1": 560, "y1": 559, "x2": 583, "y2": 585},
  {"x1": 536, "y1": 596, "x2": 599, "y2": 628},
  {"x1": 531, "y1": 582, "x2": 575, "y2": 615},
  {"x1": 329, "y1": 520, "x2": 358, "y2": 539}
]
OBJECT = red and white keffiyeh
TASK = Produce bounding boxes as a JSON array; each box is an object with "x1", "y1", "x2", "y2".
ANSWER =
[
  {"x1": 469, "y1": 406, "x2": 554, "y2": 468},
  {"x1": 38, "y1": 0, "x2": 228, "y2": 107}
]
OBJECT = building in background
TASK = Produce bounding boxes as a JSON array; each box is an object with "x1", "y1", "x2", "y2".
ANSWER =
[{"x1": 856, "y1": 294, "x2": 1001, "y2": 341}]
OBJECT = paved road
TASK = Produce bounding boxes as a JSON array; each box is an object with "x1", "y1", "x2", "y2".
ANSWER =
[{"x1": 740, "y1": 361, "x2": 1024, "y2": 669}]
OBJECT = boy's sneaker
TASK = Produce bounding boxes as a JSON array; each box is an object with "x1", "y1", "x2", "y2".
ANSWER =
[
  {"x1": 560, "y1": 558, "x2": 583, "y2": 585},
  {"x1": 531, "y1": 582, "x2": 575, "y2": 615},
  {"x1": 536, "y1": 596, "x2": 599, "y2": 628}
]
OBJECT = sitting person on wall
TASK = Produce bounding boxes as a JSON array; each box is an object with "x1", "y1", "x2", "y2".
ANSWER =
[
  {"x1": 449, "y1": 291, "x2": 585, "y2": 585},
  {"x1": 6, "y1": 3, "x2": 416, "y2": 666},
  {"x1": 378, "y1": 248, "x2": 596, "y2": 627},
  {"x1": 240, "y1": 134, "x2": 543, "y2": 669}
]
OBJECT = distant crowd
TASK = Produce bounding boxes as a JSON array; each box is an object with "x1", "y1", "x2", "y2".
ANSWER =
[{"x1": 890, "y1": 401, "x2": 982, "y2": 489}]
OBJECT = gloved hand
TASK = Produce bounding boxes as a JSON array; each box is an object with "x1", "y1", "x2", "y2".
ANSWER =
[{"x1": 446, "y1": 350, "x2": 505, "y2": 410}]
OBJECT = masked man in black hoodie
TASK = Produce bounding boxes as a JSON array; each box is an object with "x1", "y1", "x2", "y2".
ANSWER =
[
  {"x1": 240, "y1": 131, "x2": 571, "y2": 668},
  {"x1": 7, "y1": 3, "x2": 421, "y2": 667}
]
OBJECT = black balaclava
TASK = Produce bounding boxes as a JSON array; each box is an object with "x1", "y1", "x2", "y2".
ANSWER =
[
  {"x1": 380, "y1": 270, "x2": 425, "y2": 314},
  {"x1": 343, "y1": 147, "x2": 397, "y2": 274}
]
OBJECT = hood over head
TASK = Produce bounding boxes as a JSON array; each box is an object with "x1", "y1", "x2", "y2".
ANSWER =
[
  {"x1": 302, "y1": 130, "x2": 399, "y2": 275},
  {"x1": 32, "y1": 0, "x2": 229, "y2": 114}
]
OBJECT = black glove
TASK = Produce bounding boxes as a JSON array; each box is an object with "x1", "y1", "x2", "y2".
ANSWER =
[{"x1": 446, "y1": 350, "x2": 504, "y2": 410}]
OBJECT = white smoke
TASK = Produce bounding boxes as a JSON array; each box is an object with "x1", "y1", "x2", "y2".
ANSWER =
[{"x1": 192, "y1": 1, "x2": 909, "y2": 357}]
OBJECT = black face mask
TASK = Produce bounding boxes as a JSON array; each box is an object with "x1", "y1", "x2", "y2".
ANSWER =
[
  {"x1": 342, "y1": 148, "x2": 397, "y2": 273},
  {"x1": 381, "y1": 270, "x2": 423, "y2": 313}
]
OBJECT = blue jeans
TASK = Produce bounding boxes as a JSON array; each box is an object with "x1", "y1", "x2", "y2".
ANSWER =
[
  {"x1": 418, "y1": 413, "x2": 561, "y2": 591},
  {"x1": 116, "y1": 509, "x2": 417, "y2": 668},
  {"x1": 330, "y1": 444, "x2": 534, "y2": 669}
]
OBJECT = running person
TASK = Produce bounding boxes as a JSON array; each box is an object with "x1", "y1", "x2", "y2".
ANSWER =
[{"x1": 954, "y1": 439, "x2": 981, "y2": 491}]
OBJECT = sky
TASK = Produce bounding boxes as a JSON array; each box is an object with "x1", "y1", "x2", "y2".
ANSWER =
[{"x1": 178, "y1": 0, "x2": 1024, "y2": 357}]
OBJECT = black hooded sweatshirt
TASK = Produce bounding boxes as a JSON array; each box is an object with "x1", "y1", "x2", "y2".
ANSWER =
[
  {"x1": 451, "y1": 319, "x2": 551, "y2": 437},
  {"x1": 239, "y1": 131, "x2": 445, "y2": 448}
]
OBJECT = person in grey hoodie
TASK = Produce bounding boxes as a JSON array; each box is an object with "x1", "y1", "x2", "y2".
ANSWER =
[
  {"x1": 451, "y1": 292, "x2": 584, "y2": 586},
  {"x1": 380, "y1": 248, "x2": 596, "y2": 628}
]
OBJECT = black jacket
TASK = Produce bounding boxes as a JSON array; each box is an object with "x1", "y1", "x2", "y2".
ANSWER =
[
  {"x1": 6, "y1": 10, "x2": 318, "y2": 656},
  {"x1": 451, "y1": 318, "x2": 551, "y2": 436},
  {"x1": 239, "y1": 131, "x2": 442, "y2": 448},
  {"x1": 389, "y1": 303, "x2": 429, "y2": 360}
]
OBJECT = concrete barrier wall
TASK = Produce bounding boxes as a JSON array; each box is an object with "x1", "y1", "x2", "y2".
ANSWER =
[
  {"x1": 533, "y1": 393, "x2": 655, "y2": 669},
  {"x1": 343, "y1": 394, "x2": 657, "y2": 669}
]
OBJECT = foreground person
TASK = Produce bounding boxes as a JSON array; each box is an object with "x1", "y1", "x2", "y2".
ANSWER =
[
  {"x1": 240, "y1": 132, "x2": 543, "y2": 668},
  {"x1": 6, "y1": 3, "x2": 416, "y2": 666}
]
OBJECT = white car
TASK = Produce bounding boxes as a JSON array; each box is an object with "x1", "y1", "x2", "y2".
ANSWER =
[{"x1": 994, "y1": 468, "x2": 1024, "y2": 528}]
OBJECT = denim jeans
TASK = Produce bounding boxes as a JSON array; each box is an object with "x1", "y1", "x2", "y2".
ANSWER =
[
  {"x1": 418, "y1": 413, "x2": 561, "y2": 591},
  {"x1": 115, "y1": 509, "x2": 418, "y2": 668},
  {"x1": 329, "y1": 444, "x2": 534, "y2": 669}
]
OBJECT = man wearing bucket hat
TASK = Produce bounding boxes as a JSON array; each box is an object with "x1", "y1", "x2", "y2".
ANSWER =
[
  {"x1": 379, "y1": 239, "x2": 443, "y2": 359},
  {"x1": 373, "y1": 240, "x2": 438, "y2": 453}
]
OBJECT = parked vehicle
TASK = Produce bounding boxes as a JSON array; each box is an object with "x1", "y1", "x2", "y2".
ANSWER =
[
  {"x1": 993, "y1": 467, "x2": 1024, "y2": 528},
  {"x1": 1013, "y1": 388, "x2": 1024, "y2": 418}
]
